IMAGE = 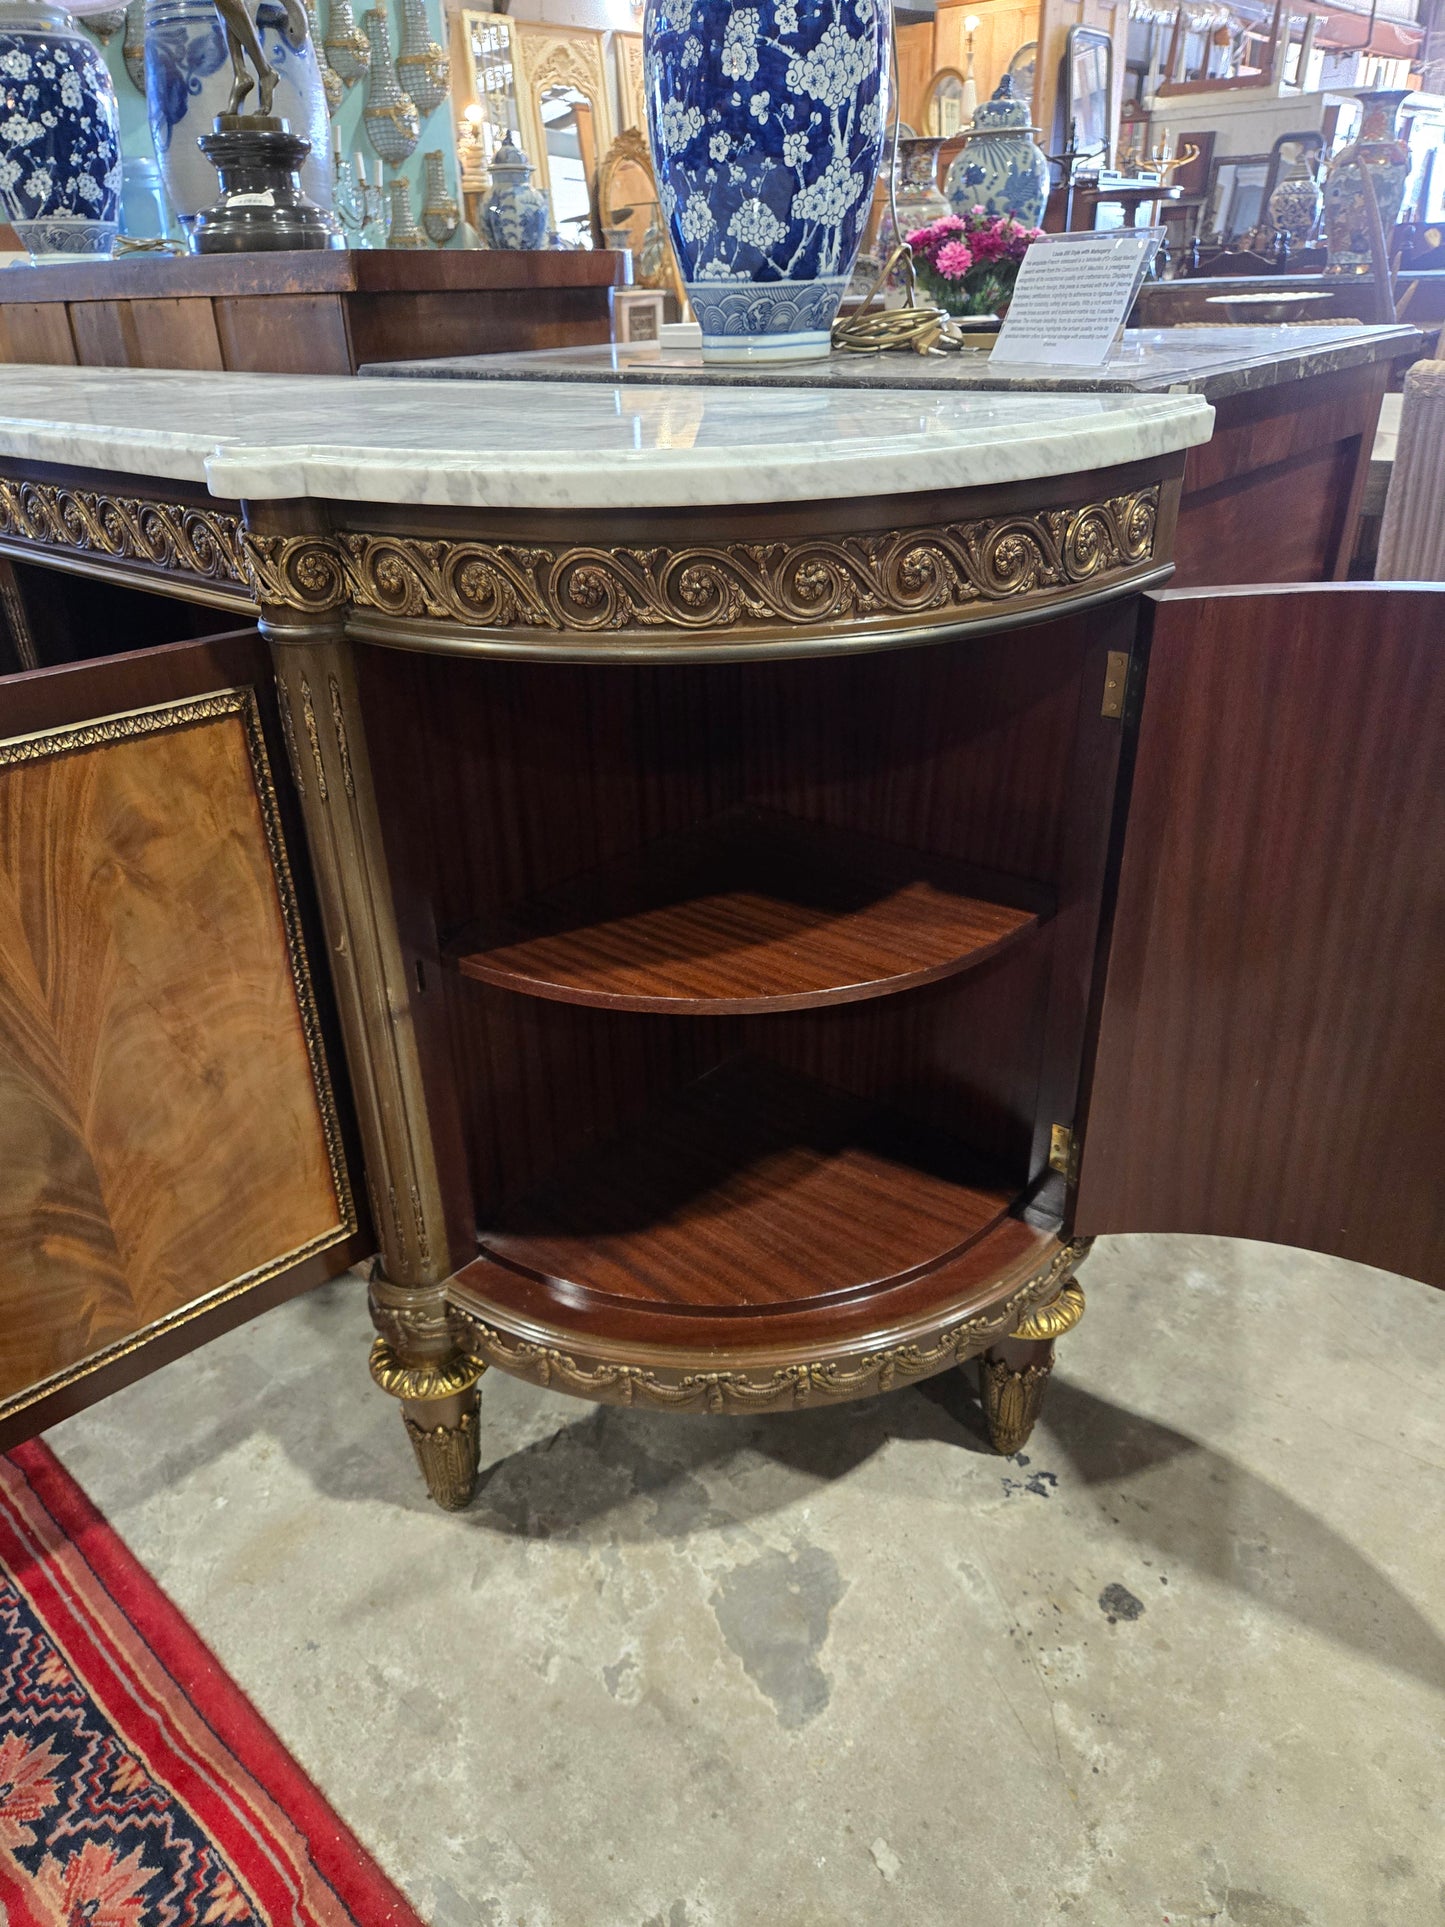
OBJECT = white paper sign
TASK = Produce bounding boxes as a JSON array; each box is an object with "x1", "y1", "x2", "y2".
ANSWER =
[{"x1": 990, "y1": 229, "x2": 1162, "y2": 369}]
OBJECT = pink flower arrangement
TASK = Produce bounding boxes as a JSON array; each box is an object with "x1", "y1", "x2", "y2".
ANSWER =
[
  {"x1": 904, "y1": 207, "x2": 1043, "y2": 315},
  {"x1": 935, "y1": 239, "x2": 975, "y2": 279}
]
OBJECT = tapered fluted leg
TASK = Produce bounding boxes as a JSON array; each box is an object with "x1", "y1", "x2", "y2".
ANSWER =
[
  {"x1": 977, "y1": 1277, "x2": 1085, "y2": 1454},
  {"x1": 368, "y1": 1275, "x2": 485, "y2": 1510},
  {"x1": 263, "y1": 589, "x2": 476, "y2": 1509}
]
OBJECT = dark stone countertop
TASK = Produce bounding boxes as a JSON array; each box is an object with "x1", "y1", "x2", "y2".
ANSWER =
[{"x1": 362, "y1": 323, "x2": 1424, "y2": 404}]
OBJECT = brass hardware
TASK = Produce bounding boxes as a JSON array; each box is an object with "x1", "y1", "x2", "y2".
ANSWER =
[
  {"x1": 369, "y1": 1336, "x2": 486, "y2": 1403},
  {"x1": 0, "y1": 473, "x2": 1163, "y2": 656},
  {"x1": 1049, "y1": 1123, "x2": 1079, "y2": 1184},
  {"x1": 1101, "y1": 648, "x2": 1130, "y2": 718},
  {"x1": 0, "y1": 686, "x2": 357, "y2": 1433},
  {"x1": 401, "y1": 1408, "x2": 478, "y2": 1512},
  {"x1": 1012, "y1": 1279, "x2": 1085, "y2": 1343},
  {"x1": 371, "y1": 1335, "x2": 484, "y2": 1510},
  {"x1": 242, "y1": 488, "x2": 1161, "y2": 641},
  {"x1": 0, "y1": 556, "x2": 38, "y2": 670},
  {"x1": 979, "y1": 1356, "x2": 1054, "y2": 1454},
  {"x1": 451, "y1": 1240, "x2": 1091, "y2": 1414},
  {"x1": 0, "y1": 478, "x2": 250, "y2": 603},
  {"x1": 298, "y1": 673, "x2": 328, "y2": 801},
  {"x1": 269, "y1": 633, "x2": 455, "y2": 1288}
]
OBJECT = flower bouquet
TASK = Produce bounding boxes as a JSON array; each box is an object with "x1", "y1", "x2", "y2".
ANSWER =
[{"x1": 904, "y1": 208, "x2": 1042, "y2": 317}]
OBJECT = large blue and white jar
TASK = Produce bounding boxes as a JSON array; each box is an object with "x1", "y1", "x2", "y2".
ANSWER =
[
  {"x1": 645, "y1": 0, "x2": 888, "y2": 362},
  {"x1": 480, "y1": 135, "x2": 548, "y2": 249},
  {"x1": 144, "y1": 0, "x2": 333, "y2": 228},
  {"x1": 944, "y1": 75, "x2": 1048, "y2": 229},
  {"x1": 0, "y1": 0, "x2": 121, "y2": 259}
]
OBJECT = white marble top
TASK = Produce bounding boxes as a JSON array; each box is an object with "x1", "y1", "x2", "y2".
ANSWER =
[{"x1": 0, "y1": 365, "x2": 1212, "y2": 509}]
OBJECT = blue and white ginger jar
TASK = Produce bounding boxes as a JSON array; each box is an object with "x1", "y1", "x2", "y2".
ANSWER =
[
  {"x1": 645, "y1": 0, "x2": 888, "y2": 362},
  {"x1": 480, "y1": 136, "x2": 548, "y2": 250},
  {"x1": 0, "y1": 0, "x2": 121, "y2": 259},
  {"x1": 944, "y1": 75, "x2": 1048, "y2": 230},
  {"x1": 144, "y1": 0, "x2": 332, "y2": 226}
]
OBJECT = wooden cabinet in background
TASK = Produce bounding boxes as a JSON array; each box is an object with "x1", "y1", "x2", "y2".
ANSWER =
[{"x1": 0, "y1": 250, "x2": 629, "y2": 376}]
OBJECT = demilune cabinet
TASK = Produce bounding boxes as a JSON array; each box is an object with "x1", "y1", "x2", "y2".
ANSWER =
[{"x1": 0, "y1": 467, "x2": 1439, "y2": 1510}]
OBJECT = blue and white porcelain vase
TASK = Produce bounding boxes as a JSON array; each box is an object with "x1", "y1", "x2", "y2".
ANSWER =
[
  {"x1": 480, "y1": 135, "x2": 547, "y2": 249},
  {"x1": 144, "y1": 0, "x2": 333, "y2": 227},
  {"x1": 645, "y1": 0, "x2": 888, "y2": 362},
  {"x1": 0, "y1": 0, "x2": 122, "y2": 259},
  {"x1": 1266, "y1": 140, "x2": 1321, "y2": 249},
  {"x1": 944, "y1": 75, "x2": 1048, "y2": 229}
]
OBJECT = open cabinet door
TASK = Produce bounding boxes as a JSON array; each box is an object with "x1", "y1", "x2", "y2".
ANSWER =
[
  {"x1": 1074, "y1": 584, "x2": 1445, "y2": 1287},
  {"x1": 0, "y1": 632, "x2": 369, "y2": 1450}
]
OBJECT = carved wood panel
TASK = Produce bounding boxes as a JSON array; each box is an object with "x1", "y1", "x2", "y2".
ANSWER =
[{"x1": 0, "y1": 685, "x2": 356, "y2": 1423}]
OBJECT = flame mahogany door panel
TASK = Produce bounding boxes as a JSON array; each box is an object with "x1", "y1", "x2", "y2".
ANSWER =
[
  {"x1": 0, "y1": 632, "x2": 367, "y2": 1448},
  {"x1": 1076, "y1": 584, "x2": 1445, "y2": 1287}
]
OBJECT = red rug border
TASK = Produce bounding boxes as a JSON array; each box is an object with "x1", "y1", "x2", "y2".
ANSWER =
[{"x1": 7, "y1": 1437, "x2": 428, "y2": 1927}]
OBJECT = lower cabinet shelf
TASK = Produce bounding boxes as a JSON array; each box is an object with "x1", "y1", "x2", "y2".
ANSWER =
[{"x1": 447, "y1": 1057, "x2": 1069, "y2": 1413}]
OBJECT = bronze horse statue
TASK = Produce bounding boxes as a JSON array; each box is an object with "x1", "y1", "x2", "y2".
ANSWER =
[{"x1": 211, "y1": 0, "x2": 311, "y2": 118}]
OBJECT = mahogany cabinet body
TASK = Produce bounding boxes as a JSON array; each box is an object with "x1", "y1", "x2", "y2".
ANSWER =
[
  {"x1": 1171, "y1": 361, "x2": 1392, "y2": 587},
  {"x1": 0, "y1": 463, "x2": 1440, "y2": 1461},
  {"x1": 0, "y1": 252, "x2": 628, "y2": 375}
]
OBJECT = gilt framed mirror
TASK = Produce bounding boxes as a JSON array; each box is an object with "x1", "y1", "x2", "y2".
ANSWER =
[
  {"x1": 924, "y1": 67, "x2": 971, "y2": 138},
  {"x1": 597, "y1": 127, "x2": 686, "y2": 305},
  {"x1": 514, "y1": 22, "x2": 616, "y2": 249}
]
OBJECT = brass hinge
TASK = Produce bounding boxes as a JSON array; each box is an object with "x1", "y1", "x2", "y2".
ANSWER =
[
  {"x1": 1100, "y1": 649, "x2": 1130, "y2": 719},
  {"x1": 1049, "y1": 1123, "x2": 1080, "y2": 1185}
]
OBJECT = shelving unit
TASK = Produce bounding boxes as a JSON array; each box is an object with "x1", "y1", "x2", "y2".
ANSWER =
[
  {"x1": 359, "y1": 619, "x2": 1110, "y2": 1416},
  {"x1": 449, "y1": 807, "x2": 1048, "y2": 1015}
]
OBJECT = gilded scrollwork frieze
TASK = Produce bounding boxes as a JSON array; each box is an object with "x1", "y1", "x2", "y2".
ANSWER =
[
  {"x1": 449, "y1": 1239, "x2": 1090, "y2": 1414},
  {"x1": 0, "y1": 478, "x2": 1159, "y2": 641},
  {"x1": 241, "y1": 490, "x2": 1159, "y2": 637},
  {"x1": 0, "y1": 478, "x2": 249, "y2": 592}
]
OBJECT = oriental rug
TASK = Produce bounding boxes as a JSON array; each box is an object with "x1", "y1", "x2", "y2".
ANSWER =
[{"x1": 0, "y1": 1439, "x2": 423, "y2": 1927}]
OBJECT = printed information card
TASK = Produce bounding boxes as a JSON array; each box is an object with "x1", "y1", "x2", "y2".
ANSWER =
[{"x1": 989, "y1": 229, "x2": 1163, "y2": 369}]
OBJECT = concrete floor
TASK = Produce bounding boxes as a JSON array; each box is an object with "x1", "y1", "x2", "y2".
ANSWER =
[{"x1": 48, "y1": 1234, "x2": 1445, "y2": 1927}]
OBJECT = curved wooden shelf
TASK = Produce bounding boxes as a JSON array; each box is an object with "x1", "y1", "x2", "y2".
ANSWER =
[
  {"x1": 448, "y1": 808, "x2": 1047, "y2": 1014},
  {"x1": 444, "y1": 1058, "x2": 1071, "y2": 1413}
]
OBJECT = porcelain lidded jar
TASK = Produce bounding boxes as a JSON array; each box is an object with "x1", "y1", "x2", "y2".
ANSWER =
[
  {"x1": 0, "y1": 0, "x2": 122, "y2": 260},
  {"x1": 645, "y1": 0, "x2": 888, "y2": 363},
  {"x1": 144, "y1": 0, "x2": 333, "y2": 225},
  {"x1": 944, "y1": 75, "x2": 1048, "y2": 229},
  {"x1": 481, "y1": 135, "x2": 548, "y2": 249},
  {"x1": 1322, "y1": 90, "x2": 1410, "y2": 276},
  {"x1": 1266, "y1": 138, "x2": 1321, "y2": 248}
]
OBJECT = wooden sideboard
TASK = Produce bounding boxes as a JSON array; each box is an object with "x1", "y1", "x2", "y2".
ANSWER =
[
  {"x1": 0, "y1": 373, "x2": 1439, "y2": 1512},
  {"x1": 0, "y1": 250, "x2": 629, "y2": 374},
  {"x1": 1135, "y1": 272, "x2": 1445, "y2": 333}
]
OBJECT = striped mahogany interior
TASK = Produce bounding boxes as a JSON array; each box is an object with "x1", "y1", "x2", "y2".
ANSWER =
[
  {"x1": 449, "y1": 806, "x2": 1047, "y2": 1015},
  {"x1": 478, "y1": 1056, "x2": 1013, "y2": 1310}
]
